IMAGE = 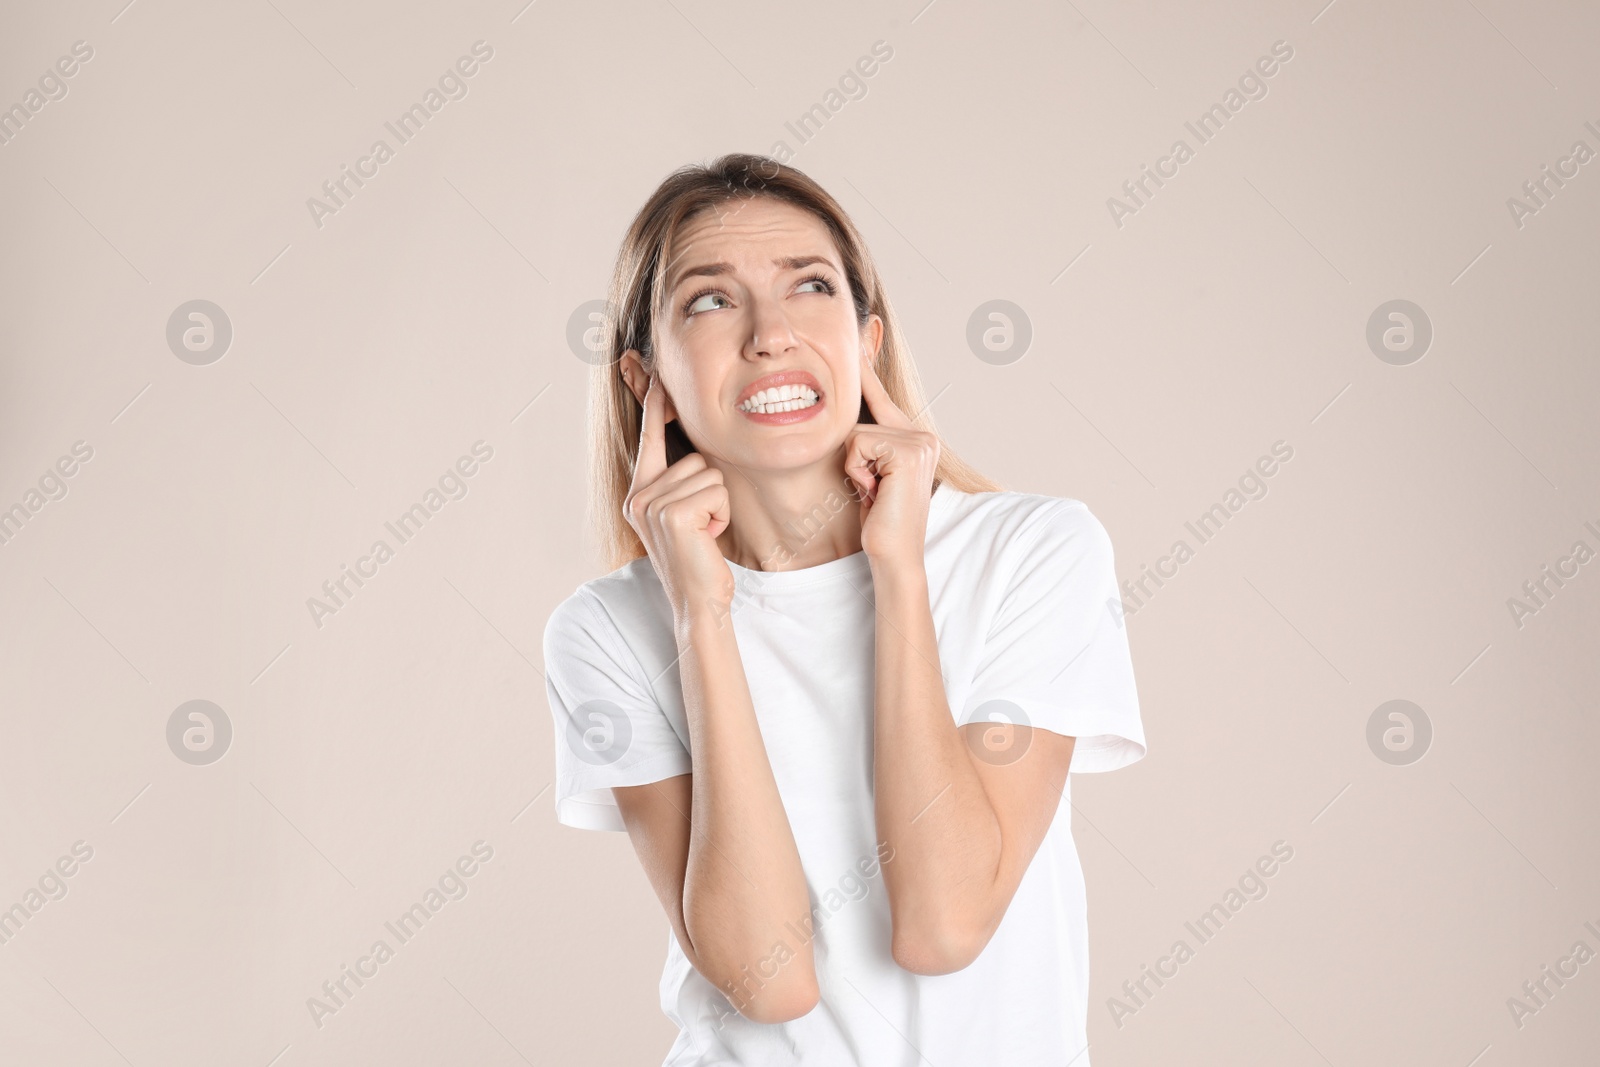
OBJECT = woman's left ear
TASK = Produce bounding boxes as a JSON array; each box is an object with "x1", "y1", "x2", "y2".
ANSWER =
[
  {"x1": 857, "y1": 317, "x2": 883, "y2": 424},
  {"x1": 862, "y1": 314, "x2": 884, "y2": 364}
]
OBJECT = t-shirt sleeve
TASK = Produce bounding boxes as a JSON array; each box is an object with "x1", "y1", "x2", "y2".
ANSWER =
[
  {"x1": 542, "y1": 588, "x2": 693, "y2": 831},
  {"x1": 956, "y1": 499, "x2": 1147, "y2": 774}
]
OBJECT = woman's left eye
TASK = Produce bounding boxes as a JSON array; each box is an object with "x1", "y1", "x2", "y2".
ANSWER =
[{"x1": 796, "y1": 274, "x2": 836, "y2": 296}]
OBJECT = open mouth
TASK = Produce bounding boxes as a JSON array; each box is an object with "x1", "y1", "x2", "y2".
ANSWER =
[
  {"x1": 734, "y1": 371, "x2": 826, "y2": 423},
  {"x1": 738, "y1": 384, "x2": 820, "y2": 414}
]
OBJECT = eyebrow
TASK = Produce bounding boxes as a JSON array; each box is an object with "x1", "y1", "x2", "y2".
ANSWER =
[{"x1": 667, "y1": 255, "x2": 840, "y2": 293}]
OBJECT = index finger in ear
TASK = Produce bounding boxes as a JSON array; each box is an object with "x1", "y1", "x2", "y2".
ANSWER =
[
  {"x1": 631, "y1": 374, "x2": 669, "y2": 488},
  {"x1": 859, "y1": 352, "x2": 913, "y2": 429}
]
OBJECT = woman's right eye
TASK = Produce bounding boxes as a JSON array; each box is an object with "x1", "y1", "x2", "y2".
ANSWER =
[{"x1": 684, "y1": 289, "x2": 730, "y2": 316}]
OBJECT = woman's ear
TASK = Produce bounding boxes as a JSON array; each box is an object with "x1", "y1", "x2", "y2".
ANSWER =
[
  {"x1": 619, "y1": 349, "x2": 649, "y2": 406},
  {"x1": 857, "y1": 316, "x2": 883, "y2": 424},
  {"x1": 862, "y1": 314, "x2": 884, "y2": 364},
  {"x1": 618, "y1": 350, "x2": 679, "y2": 422}
]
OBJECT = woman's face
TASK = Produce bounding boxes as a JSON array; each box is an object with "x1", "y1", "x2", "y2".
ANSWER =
[{"x1": 628, "y1": 196, "x2": 882, "y2": 475}]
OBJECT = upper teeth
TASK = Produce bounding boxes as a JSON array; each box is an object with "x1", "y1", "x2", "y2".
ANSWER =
[{"x1": 740, "y1": 384, "x2": 819, "y2": 413}]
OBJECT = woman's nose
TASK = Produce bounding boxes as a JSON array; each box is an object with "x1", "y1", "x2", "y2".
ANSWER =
[{"x1": 745, "y1": 296, "x2": 798, "y2": 360}]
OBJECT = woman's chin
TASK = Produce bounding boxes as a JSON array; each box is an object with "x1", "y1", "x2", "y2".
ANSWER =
[{"x1": 728, "y1": 436, "x2": 846, "y2": 476}]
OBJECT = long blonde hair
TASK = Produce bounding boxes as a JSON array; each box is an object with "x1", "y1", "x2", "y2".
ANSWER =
[{"x1": 589, "y1": 153, "x2": 998, "y2": 570}]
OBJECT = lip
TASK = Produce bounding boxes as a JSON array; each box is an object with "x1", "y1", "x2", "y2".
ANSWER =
[
  {"x1": 735, "y1": 370, "x2": 824, "y2": 406},
  {"x1": 735, "y1": 370, "x2": 827, "y2": 426}
]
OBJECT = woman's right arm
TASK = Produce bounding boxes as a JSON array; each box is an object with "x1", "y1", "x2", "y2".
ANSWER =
[{"x1": 612, "y1": 375, "x2": 818, "y2": 1024}]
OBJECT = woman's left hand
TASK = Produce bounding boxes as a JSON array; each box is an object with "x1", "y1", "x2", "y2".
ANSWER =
[{"x1": 844, "y1": 351, "x2": 940, "y2": 568}]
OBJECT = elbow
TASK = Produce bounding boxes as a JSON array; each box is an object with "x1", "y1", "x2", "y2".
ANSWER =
[
  {"x1": 699, "y1": 952, "x2": 820, "y2": 1024},
  {"x1": 734, "y1": 975, "x2": 820, "y2": 1024},
  {"x1": 891, "y1": 919, "x2": 987, "y2": 976}
]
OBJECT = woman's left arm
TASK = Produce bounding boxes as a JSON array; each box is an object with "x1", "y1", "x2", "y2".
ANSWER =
[{"x1": 846, "y1": 356, "x2": 1076, "y2": 977}]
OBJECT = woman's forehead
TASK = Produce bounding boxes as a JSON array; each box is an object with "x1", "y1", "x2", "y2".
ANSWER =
[{"x1": 667, "y1": 198, "x2": 837, "y2": 267}]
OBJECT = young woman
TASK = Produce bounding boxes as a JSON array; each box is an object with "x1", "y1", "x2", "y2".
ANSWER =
[{"x1": 544, "y1": 154, "x2": 1146, "y2": 1065}]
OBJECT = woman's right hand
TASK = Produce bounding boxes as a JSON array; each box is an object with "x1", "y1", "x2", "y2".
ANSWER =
[{"x1": 623, "y1": 375, "x2": 735, "y2": 621}]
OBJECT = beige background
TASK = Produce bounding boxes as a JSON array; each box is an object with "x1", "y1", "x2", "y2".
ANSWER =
[{"x1": 1, "y1": 0, "x2": 1596, "y2": 1063}]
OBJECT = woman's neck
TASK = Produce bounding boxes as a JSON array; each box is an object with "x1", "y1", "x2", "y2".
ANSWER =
[{"x1": 712, "y1": 453, "x2": 863, "y2": 572}]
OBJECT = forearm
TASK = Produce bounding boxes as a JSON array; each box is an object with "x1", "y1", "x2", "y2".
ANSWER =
[
  {"x1": 676, "y1": 607, "x2": 818, "y2": 1017},
  {"x1": 870, "y1": 561, "x2": 1003, "y2": 973}
]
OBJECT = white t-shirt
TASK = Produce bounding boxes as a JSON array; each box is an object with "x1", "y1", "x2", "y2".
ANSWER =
[{"x1": 543, "y1": 485, "x2": 1147, "y2": 1066}]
